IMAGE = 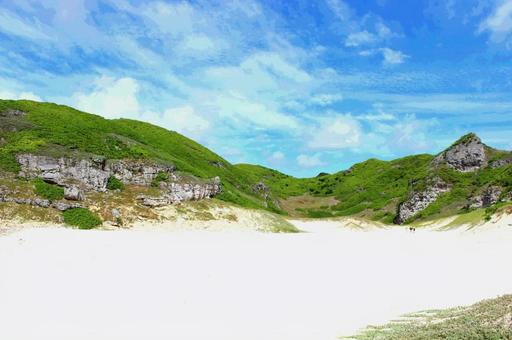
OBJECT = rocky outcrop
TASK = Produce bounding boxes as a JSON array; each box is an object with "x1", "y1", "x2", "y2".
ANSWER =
[
  {"x1": 489, "y1": 158, "x2": 512, "y2": 169},
  {"x1": 0, "y1": 195, "x2": 81, "y2": 211},
  {"x1": 395, "y1": 178, "x2": 451, "y2": 224},
  {"x1": 252, "y1": 182, "x2": 281, "y2": 209},
  {"x1": 138, "y1": 177, "x2": 222, "y2": 207},
  {"x1": 470, "y1": 186, "x2": 502, "y2": 209},
  {"x1": 64, "y1": 185, "x2": 84, "y2": 201},
  {"x1": 16, "y1": 154, "x2": 176, "y2": 191},
  {"x1": 2, "y1": 109, "x2": 26, "y2": 116},
  {"x1": 432, "y1": 133, "x2": 487, "y2": 172}
]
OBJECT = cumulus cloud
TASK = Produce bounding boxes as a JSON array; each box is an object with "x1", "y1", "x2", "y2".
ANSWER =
[
  {"x1": 380, "y1": 48, "x2": 408, "y2": 65},
  {"x1": 308, "y1": 114, "x2": 362, "y2": 149},
  {"x1": 478, "y1": 0, "x2": 512, "y2": 43},
  {"x1": 160, "y1": 106, "x2": 210, "y2": 136},
  {"x1": 310, "y1": 93, "x2": 344, "y2": 106},
  {"x1": 359, "y1": 48, "x2": 409, "y2": 65},
  {"x1": 0, "y1": 90, "x2": 42, "y2": 102},
  {"x1": 73, "y1": 77, "x2": 140, "y2": 119},
  {"x1": 345, "y1": 31, "x2": 376, "y2": 47},
  {"x1": 297, "y1": 154, "x2": 324, "y2": 168}
]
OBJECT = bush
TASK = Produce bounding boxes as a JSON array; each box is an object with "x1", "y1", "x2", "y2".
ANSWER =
[
  {"x1": 33, "y1": 178, "x2": 64, "y2": 201},
  {"x1": 151, "y1": 171, "x2": 168, "y2": 187},
  {"x1": 63, "y1": 208, "x2": 102, "y2": 229},
  {"x1": 106, "y1": 176, "x2": 124, "y2": 191}
]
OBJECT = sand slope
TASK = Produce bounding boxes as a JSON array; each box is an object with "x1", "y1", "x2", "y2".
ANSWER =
[{"x1": 0, "y1": 214, "x2": 512, "y2": 340}]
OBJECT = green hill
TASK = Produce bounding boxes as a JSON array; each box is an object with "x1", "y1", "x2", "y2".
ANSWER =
[{"x1": 0, "y1": 99, "x2": 511, "y2": 225}]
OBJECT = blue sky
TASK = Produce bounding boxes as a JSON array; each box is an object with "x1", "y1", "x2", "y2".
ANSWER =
[{"x1": 0, "y1": 0, "x2": 511, "y2": 177}]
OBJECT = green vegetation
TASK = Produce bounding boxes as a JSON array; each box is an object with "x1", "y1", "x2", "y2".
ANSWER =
[
  {"x1": 347, "y1": 295, "x2": 512, "y2": 340},
  {"x1": 106, "y1": 176, "x2": 125, "y2": 191},
  {"x1": 1, "y1": 99, "x2": 511, "y2": 224},
  {"x1": 33, "y1": 178, "x2": 64, "y2": 201},
  {"x1": 151, "y1": 171, "x2": 168, "y2": 187},
  {"x1": 63, "y1": 208, "x2": 102, "y2": 229}
]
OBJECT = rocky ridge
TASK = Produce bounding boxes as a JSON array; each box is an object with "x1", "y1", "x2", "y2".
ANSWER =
[
  {"x1": 395, "y1": 178, "x2": 451, "y2": 224},
  {"x1": 431, "y1": 133, "x2": 487, "y2": 172}
]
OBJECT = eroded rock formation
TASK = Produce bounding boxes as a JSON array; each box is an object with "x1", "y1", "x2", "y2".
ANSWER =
[
  {"x1": 138, "y1": 177, "x2": 222, "y2": 207},
  {"x1": 395, "y1": 178, "x2": 451, "y2": 224},
  {"x1": 431, "y1": 133, "x2": 487, "y2": 172},
  {"x1": 470, "y1": 186, "x2": 503, "y2": 209},
  {"x1": 16, "y1": 154, "x2": 176, "y2": 191}
]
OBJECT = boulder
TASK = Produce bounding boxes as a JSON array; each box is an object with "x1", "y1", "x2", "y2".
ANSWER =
[
  {"x1": 395, "y1": 178, "x2": 451, "y2": 224},
  {"x1": 64, "y1": 186, "x2": 84, "y2": 201},
  {"x1": 432, "y1": 133, "x2": 487, "y2": 172},
  {"x1": 470, "y1": 186, "x2": 502, "y2": 208}
]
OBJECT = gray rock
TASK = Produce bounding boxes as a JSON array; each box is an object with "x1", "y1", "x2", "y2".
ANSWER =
[
  {"x1": 2, "y1": 109, "x2": 26, "y2": 117},
  {"x1": 432, "y1": 134, "x2": 487, "y2": 172},
  {"x1": 64, "y1": 186, "x2": 84, "y2": 201},
  {"x1": 51, "y1": 201, "x2": 81, "y2": 211},
  {"x1": 16, "y1": 154, "x2": 176, "y2": 191},
  {"x1": 470, "y1": 186, "x2": 503, "y2": 208},
  {"x1": 138, "y1": 176, "x2": 222, "y2": 207},
  {"x1": 489, "y1": 158, "x2": 512, "y2": 169},
  {"x1": 111, "y1": 208, "x2": 121, "y2": 219},
  {"x1": 395, "y1": 178, "x2": 451, "y2": 224}
]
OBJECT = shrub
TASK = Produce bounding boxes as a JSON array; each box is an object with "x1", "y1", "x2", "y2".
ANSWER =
[
  {"x1": 33, "y1": 178, "x2": 64, "y2": 201},
  {"x1": 151, "y1": 171, "x2": 168, "y2": 187},
  {"x1": 106, "y1": 176, "x2": 124, "y2": 191},
  {"x1": 63, "y1": 208, "x2": 102, "y2": 229}
]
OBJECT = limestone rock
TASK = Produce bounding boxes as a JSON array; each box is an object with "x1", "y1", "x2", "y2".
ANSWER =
[
  {"x1": 489, "y1": 158, "x2": 512, "y2": 169},
  {"x1": 64, "y1": 186, "x2": 84, "y2": 201},
  {"x1": 432, "y1": 133, "x2": 487, "y2": 172},
  {"x1": 16, "y1": 154, "x2": 175, "y2": 191},
  {"x1": 395, "y1": 178, "x2": 451, "y2": 224},
  {"x1": 138, "y1": 177, "x2": 222, "y2": 207},
  {"x1": 470, "y1": 186, "x2": 502, "y2": 209},
  {"x1": 2, "y1": 109, "x2": 26, "y2": 117}
]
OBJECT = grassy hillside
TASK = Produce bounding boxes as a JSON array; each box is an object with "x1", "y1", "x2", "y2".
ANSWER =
[
  {"x1": 1, "y1": 99, "x2": 510, "y2": 224},
  {"x1": 0, "y1": 99, "x2": 269, "y2": 209}
]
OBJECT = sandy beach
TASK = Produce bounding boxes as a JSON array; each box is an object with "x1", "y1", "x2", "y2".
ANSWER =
[{"x1": 1, "y1": 215, "x2": 512, "y2": 340}]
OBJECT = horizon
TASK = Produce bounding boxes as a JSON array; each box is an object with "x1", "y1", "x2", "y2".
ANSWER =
[{"x1": 1, "y1": 0, "x2": 512, "y2": 176}]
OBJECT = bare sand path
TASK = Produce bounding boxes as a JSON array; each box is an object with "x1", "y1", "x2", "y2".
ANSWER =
[{"x1": 0, "y1": 217, "x2": 512, "y2": 340}]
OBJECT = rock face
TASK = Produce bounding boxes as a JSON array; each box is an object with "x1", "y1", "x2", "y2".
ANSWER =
[
  {"x1": 2, "y1": 109, "x2": 26, "y2": 116},
  {"x1": 470, "y1": 186, "x2": 502, "y2": 209},
  {"x1": 489, "y1": 158, "x2": 512, "y2": 169},
  {"x1": 16, "y1": 154, "x2": 176, "y2": 191},
  {"x1": 432, "y1": 133, "x2": 487, "y2": 172},
  {"x1": 252, "y1": 182, "x2": 281, "y2": 209},
  {"x1": 138, "y1": 177, "x2": 222, "y2": 207},
  {"x1": 64, "y1": 186, "x2": 84, "y2": 201},
  {"x1": 395, "y1": 178, "x2": 451, "y2": 224},
  {"x1": 0, "y1": 195, "x2": 81, "y2": 211}
]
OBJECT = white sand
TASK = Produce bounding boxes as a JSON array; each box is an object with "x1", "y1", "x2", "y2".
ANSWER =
[{"x1": 1, "y1": 215, "x2": 512, "y2": 340}]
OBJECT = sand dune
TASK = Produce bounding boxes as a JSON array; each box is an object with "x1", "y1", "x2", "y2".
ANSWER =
[{"x1": 0, "y1": 214, "x2": 511, "y2": 340}]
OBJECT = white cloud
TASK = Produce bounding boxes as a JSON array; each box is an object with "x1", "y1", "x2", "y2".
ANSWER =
[
  {"x1": 0, "y1": 10, "x2": 51, "y2": 41},
  {"x1": 0, "y1": 90, "x2": 42, "y2": 102},
  {"x1": 360, "y1": 48, "x2": 409, "y2": 65},
  {"x1": 180, "y1": 34, "x2": 218, "y2": 53},
  {"x1": 310, "y1": 93, "x2": 343, "y2": 106},
  {"x1": 345, "y1": 31, "x2": 376, "y2": 47},
  {"x1": 380, "y1": 48, "x2": 408, "y2": 65},
  {"x1": 297, "y1": 154, "x2": 324, "y2": 168},
  {"x1": 478, "y1": 0, "x2": 512, "y2": 42},
  {"x1": 308, "y1": 115, "x2": 362, "y2": 149},
  {"x1": 270, "y1": 151, "x2": 285, "y2": 161},
  {"x1": 215, "y1": 92, "x2": 299, "y2": 130},
  {"x1": 161, "y1": 106, "x2": 210, "y2": 136},
  {"x1": 73, "y1": 77, "x2": 140, "y2": 119}
]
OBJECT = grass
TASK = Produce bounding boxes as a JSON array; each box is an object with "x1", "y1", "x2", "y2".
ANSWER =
[
  {"x1": 151, "y1": 171, "x2": 168, "y2": 187},
  {"x1": 63, "y1": 208, "x2": 102, "y2": 229},
  {"x1": 33, "y1": 178, "x2": 64, "y2": 201},
  {"x1": 1, "y1": 100, "x2": 511, "y2": 224},
  {"x1": 346, "y1": 295, "x2": 512, "y2": 340},
  {"x1": 106, "y1": 176, "x2": 124, "y2": 191}
]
